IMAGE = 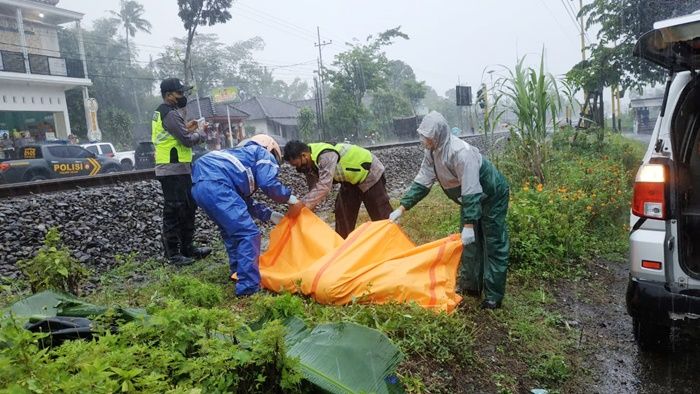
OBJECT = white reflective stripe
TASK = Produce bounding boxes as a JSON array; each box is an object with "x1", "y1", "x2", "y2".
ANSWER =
[
  {"x1": 330, "y1": 144, "x2": 347, "y2": 182},
  {"x1": 336, "y1": 144, "x2": 350, "y2": 155},
  {"x1": 335, "y1": 163, "x2": 346, "y2": 182},
  {"x1": 209, "y1": 150, "x2": 256, "y2": 194},
  {"x1": 256, "y1": 159, "x2": 278, "y2": 168},
  {"x1": 154, "y1": 131, "x2": 171, "y2": 143},
  {"x1": 209, "y1": 150, "x2": 246, "y2": 171},
  {"x1": 246, "y1": 168, "x2": 255, "y2": 195}
]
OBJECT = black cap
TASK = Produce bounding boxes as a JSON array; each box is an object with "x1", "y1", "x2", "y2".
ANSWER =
[{"x1": 160, "y1": 78, "x2": 192, "y2": 95}]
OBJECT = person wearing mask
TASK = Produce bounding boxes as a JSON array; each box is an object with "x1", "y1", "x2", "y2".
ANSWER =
[
  {"x1": 191, "y1": 134, "x2": 304, "y2": 295},
  {"x1": 0, "y1": 133, "x2": 13, "y2": 160},
  {"x1": 389, "y1": 111, "x2": 510, "y2": 310},
  {"x1": 153, "y1": 77, "x2": 211, "y2": 266},
  {"x1": 283, "y1": 140, "x2": 392, "y2": 238}
]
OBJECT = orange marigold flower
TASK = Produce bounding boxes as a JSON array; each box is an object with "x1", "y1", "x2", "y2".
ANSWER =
[{"x1": 536, "y1": 184, "x2": 544, "y2": 192}]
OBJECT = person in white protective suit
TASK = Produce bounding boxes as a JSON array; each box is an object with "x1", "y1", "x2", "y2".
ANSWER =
[{"x1": 390, "y1": 111, "x2": 511, "y2": 309}]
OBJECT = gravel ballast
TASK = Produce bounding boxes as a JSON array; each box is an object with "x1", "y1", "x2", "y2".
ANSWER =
[{"x1": 0, "y1": 135, "x2": 500, "y2": 279}]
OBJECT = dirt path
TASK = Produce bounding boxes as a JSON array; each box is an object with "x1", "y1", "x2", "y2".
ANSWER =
[{"x1": 560, "y1": 260, "x2": 700, "y2": 393}]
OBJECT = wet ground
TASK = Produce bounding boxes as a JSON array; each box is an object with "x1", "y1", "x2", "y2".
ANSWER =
[
  {"x1": 566, "y1": 260, "x2": 700, "y2": 393},
  {"x1": 572, "y1": 132, "x2": 700, "y2": 393}
]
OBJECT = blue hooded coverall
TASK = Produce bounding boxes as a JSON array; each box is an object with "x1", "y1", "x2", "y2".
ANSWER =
[{"x1": 191, "y1": 142, "x2": 291, "y2": 295}]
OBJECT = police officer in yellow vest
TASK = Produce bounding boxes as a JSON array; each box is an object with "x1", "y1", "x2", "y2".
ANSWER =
[
  {"x1": 283, "y1": 140, "x2": 392, "y2": 238},
  {"x1": 153, "y1": 78, "x2": 212, "y2": 266}
]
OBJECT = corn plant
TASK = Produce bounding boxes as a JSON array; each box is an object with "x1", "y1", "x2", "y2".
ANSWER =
[
  {"x1": 500, "y1": 52, "x2": 563, "y2": 184},
  {"x1": 479, "y1": 92, "x2": 505, "y2": 155}
]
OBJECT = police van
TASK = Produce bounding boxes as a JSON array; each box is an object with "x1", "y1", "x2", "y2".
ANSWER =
[{"x1": 0, "y1": 144, "x2": 122, "y2": 184}]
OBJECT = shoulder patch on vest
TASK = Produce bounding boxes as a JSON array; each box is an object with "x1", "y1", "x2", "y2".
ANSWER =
[{"x1": 155, "y1": 104, "x2": 172, "y2": 123}]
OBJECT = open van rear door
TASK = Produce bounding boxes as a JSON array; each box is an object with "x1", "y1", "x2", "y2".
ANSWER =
[{"x1": 634, "y1": 12, "x2": 700, "y2": 72}]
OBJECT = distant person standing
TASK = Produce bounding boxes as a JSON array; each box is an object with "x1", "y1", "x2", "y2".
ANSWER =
[
  {"x1": 153, "y1": 77, "x2": 212, "y2": 266},
  {"x1": 1, "y1": 133, "x2": 13, "y2": 160},
  {"x1": 16, "y1": 132, "x2": 34, "y2": 147}
]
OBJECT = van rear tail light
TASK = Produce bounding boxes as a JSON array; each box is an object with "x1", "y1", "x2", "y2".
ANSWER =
[
  {"x1": 641, "y1": 260, "x2": 662, "y2": 270},
  {"x1": 632, "y1": 164, "x2": 668, "y2": 219},
  {"x1": 0, "y1": 163, "x2": 9, "y2": 172}
]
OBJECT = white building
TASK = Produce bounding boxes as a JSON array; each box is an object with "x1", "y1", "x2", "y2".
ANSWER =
[
  {"x1": 0, "y1": 0, "x2": 91, "y2": 141},
  {"x1": 629, "y1": 87, "x2": 664, "y2": 135}
]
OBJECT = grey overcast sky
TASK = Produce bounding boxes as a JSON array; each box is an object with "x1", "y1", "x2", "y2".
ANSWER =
[{"x1": 58, "y1": 0, "x2": 588, "y2": 96}]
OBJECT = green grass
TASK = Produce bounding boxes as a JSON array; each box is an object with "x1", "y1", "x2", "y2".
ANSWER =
[
  {"x1": 52, "y1": 190, "x2": 582, "y2": 392},
  {"x1": 1, "y1": 184, "x2": 616, "y2": 393}
]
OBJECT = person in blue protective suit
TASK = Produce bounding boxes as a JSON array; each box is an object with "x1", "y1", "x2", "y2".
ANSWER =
[
  {"x1": 191, "y1": 134, "x2": 304, "y2": 296},
  {"x1": 389, "y1": 111, "x2": 510, "y2": 309}
]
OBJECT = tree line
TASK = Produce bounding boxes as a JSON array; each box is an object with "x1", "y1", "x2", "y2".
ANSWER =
[{"x1": 56, "y1": 0, "x2": 471, "y2": 147}]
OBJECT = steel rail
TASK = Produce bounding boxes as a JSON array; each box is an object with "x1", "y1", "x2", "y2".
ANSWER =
[{"x1": 0, "y1": 132, "x2": 507, "y2": 199}]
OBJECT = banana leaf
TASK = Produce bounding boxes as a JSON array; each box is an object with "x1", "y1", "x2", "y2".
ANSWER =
[
  {"x1": 7, "y1": 290, "x2": 145, "y2": 322},
  {"x1": 8, "y1": 293, "x2": 403, "y2": 393},
  {"x1": 286, "y1": 320, "x2": 404, "y2": 394}
]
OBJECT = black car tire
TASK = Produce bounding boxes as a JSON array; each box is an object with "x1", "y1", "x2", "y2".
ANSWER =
[
  {"x1": 120, "y1": 159, "x2": 134, "y2": 171},
  {"x1": 26, "y1": 171, "x2": 48, "y2": 182},
  {"x1": 633, "y1": 317, "x2": 671, "y2": 352}
]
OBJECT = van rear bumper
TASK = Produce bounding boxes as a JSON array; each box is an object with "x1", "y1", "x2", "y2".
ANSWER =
[{"x1": 626, "y1": 277, "x2": 700, "y2": 326}]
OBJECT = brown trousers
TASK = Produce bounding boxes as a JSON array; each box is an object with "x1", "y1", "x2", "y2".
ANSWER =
[{"x1": 334, "y1": 175, "x2": 393, "y2": 238}]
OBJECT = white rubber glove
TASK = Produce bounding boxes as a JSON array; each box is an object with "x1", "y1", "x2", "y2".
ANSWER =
[
  {"x1": 389, "y1": 207, "x2": 404, "y2": 223},
  {"x1": 270, "y1": 211, "x2": 284, "y2": 224},
  {"x1": 287, "y1": 195, "x2": 299, "y2": 205},
  {"x1": 461, "y1": 226, "x2": 476, "y2": 245}
]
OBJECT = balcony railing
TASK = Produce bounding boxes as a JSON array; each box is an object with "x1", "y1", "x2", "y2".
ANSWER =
[{"x1": 0, "y1": 50, "x2": 85, "y2": 79}]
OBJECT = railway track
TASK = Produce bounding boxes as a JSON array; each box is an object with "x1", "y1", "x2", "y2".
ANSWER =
[{"x1": 0, "y1": 132, "x2": 507, "y2": 199}]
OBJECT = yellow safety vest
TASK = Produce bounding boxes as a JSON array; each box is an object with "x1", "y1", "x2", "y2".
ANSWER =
[
  {"x1": 309, "y1": 142, "x2": 372, "y2": 185},
  {"x1": 151, "y1": 105, "x2": 192, "y2": 165}
]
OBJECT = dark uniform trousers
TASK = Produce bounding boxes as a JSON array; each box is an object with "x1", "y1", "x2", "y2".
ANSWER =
[
  {"x1": 334, "y1": 175, "x2": 393, "y2": 238},
  {"x1": 157, "y1": 174, "x2": 197, "y2": 257}
]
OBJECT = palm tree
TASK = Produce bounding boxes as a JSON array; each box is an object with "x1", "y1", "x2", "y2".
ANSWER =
[{"x1": 109, "y1": 0, "x2": 152, "y2": 65}]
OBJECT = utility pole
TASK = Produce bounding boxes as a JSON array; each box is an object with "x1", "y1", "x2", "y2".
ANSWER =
[
  {"x1": 315, "y1": 27, "x2": 332, "y2": 139},
  {"x1": 457, "y1": 78, "x2": 464, "y2": 132},
  {"x1": 189, "y1": 64, "x2": 203, "y2": 120},
  {"x1": 576, "y1": 0, "x2": 590, "y2": 129},
  {"x1": 313, "y1": 76, "x2": 323, "y2": 140},
  {"x1": 579, "y1": 0, "x2": 586, "y2": 62},
  {"x1": 616, "y1": 89, "x2": 622, "y2": 132},
  {"x1": 611, "y1": 86, "x2": 617, "y2": 132}
]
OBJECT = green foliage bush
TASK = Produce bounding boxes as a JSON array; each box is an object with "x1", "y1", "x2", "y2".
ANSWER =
[
  {"x1": 529, "y1": 353, "x2": 570, "y2": 384},
  {"x1": 162, "y1": 275, "x2": 225, "y2": 308},
  {"x1": 253, "y1": 292, "x2": 306, "y2": 321},
  {"x1": 297, "y1": 107, "x2": 317, "y2": 141},
  {"x1": 18, "y1": 228, "x2": 89, "y2": 295},
  {"x1": 0, "y1": 300, "x2": 302, "y2": 393},
  {"x1": 501, "y1": 132, "x2": 645, "y2": 276},
  {"x1": 308, "y1": 302, "x2": 473, "y2": 364},
  {"x1": 99, "y1": 107, "x2": 133, "y2": 149}
]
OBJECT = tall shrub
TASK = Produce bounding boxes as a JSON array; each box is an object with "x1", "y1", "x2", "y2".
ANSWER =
[{"x1": 500, "y1": 52, "x2": 562, "y2": 184}]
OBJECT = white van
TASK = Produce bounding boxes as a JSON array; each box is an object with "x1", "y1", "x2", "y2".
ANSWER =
[
  {"x1": 627, "y1": 11, "x2": 700, "y2": 350},
  {"x1": 81, "y1": 142, "x2": 135, "y2": 171}
]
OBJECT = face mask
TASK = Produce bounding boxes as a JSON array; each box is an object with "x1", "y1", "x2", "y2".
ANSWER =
[
  {"x1": 175, "y1": 95, "x2": 188, "y2": 109},
  {"x1": 296, "y1": 157, "x2": 313, "y2": 173}
]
